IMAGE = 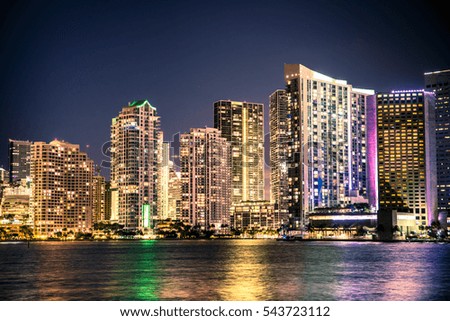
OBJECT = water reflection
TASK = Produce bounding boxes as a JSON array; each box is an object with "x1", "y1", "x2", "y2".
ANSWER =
[
  {"x1": 218, "y1": 240, "x2": 270, "y2": 300},
  {"x1": 335, "y1": 243, "x2": 438, "y2": 300},
  {"x1": 0, "y1": 240, "x2": 449, "y2": 300},
  {"x1": 131, "y1": 240, "x2": 160, "y2": 300}
]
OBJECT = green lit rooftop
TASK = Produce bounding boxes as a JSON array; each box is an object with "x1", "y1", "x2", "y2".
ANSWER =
[{"x1": 129, "y1": 99, "x2": 156, "y2": 109}]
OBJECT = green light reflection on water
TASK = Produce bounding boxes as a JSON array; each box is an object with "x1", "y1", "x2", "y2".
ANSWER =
[{"x1": 133, "y1": 240, "x2": 160, "y2": 301}]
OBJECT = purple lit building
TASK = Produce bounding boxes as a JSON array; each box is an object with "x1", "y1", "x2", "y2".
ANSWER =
[
  {"x1": 425, "y1": 70, "x2": 450, "y2": 216},
  {"x1": 368, "y1": 90, "x2": 437, "y2": 232}
]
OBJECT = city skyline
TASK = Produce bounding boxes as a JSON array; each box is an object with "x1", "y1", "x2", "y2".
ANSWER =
[
  {"x1": 1, "y1": 0, "x2": 449, "y2": 170},
  {"x1": 3, "y1": 0, "x2": 450, "y2": 308}
]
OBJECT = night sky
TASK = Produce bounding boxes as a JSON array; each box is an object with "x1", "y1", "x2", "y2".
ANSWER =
[{"x1": 1, "y1": 0, "x2": 449, "y2": 178}]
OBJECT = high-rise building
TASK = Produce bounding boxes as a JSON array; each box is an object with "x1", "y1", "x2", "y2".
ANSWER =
[
  {"x1": 30, "y1": 140, "x2": 94, "y2": 237},
  {"x1": 269, "y1": 90, "x2": 289, "y2": 225},
  {"x1": 168, "y1": 167, "x2": 181, "y2": 220},
  {"x1": 351, "y1": 90, "x2": 371, "y2": 198},
  {"x1": 284, "y1": 64, "x2": 374, "y2": 227},
  {"x1": 214, "y1": 100, "x2": 264, "y2": 204},
  {"x1": 104, "y1": 181, "x2": 112, "y2": 221},
  {"x1": 368, "y1": 90, "x2": 437, "y2": 230},
  {"x1": 158, "y1": 142, "x2": 170, "y2": 220},
  {"x1": 158, "y1": 141, "x2": 181, "y2": 221},
  {"x1": 111, "y1": 100, "x2": 160, "y2": 230},
  {"x1": 109, "y1": 183, "x2": 119, "y2": 223},
  {"x1": 9, "y1": 139, "x2": 32, "y2": 184},
  {"x1": 180, "y1": 127, "x2": 231, "y2": 230},
  {"x1": 425, "y1": 69, "x2": 450, "y2": 214},
  {"x1": 93, "y1": 175, "x2": 106, "y2": 223}
]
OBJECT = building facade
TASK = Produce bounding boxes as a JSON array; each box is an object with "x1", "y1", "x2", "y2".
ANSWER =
[
  {"x1": 368, "y1": 90, "x2": 437, "y2": 229},
  {"x1": 9, "y1": 139, "x2": 32, "y2": 184},
  {"x1": 104, "y1": 181, "x2": 112, "y2": 221},
  {"x1": 110, "y1": 100, "x2": 160, "y2": 230},
  {"x1": 0, "y1": 183, "x2": 32, "y2": 226},
  {"x1": 230, "y1": 201, "x2": 276, "y2": 231},
  {"x1": 214, "y1": 100, "x2": 264, "y2": 204},
  {"x1": 180, "y1": 127, "x2": 231, "y2": 230},
  {"x1": 0, "y1": 168, "x2": 8, "y2": 184},
  {"x1": 167, "y1": 167, "x2": 181, "y2": 220},
  {"x1": 93, "y1": 175, "x2": 106, "y2": 223},
  {"x1": 157, "y1": 142, "x2": 170, "y2": 220},
  {"x1": 425, "y1": 70, "x2": 450, "y2": 214},
  {"x1": 269, "y1": 90, "x2": 289, "y2": 225},
  {"x1": 158, "y1": 140, "x2": 181, "y2": 221},
  {"x1": 284, "y1": 64, "x2": 374, "y2": 227},
  {"x1": 30, "y1": 140, "x2": 94, "y2": 237}
]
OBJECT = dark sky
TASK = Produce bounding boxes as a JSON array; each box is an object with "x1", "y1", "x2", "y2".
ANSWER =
[{"x1": 1, "y1": 0, "x2": 449, "y2": 173}]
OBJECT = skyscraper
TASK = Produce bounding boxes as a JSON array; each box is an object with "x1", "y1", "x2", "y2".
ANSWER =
[
  {"x1": 284, "y1": 64, "x2": 374, "y2": 227},
  {"x1": 104, "y1": 181, "x2": 112, "y2": 221},
  {"x1": 111, "y1": 100, "x2": 160, "y2": 230},
  {"x1": 158, "y1": 142, "x2": 170, "y2": 220},
  {"x1": 30, "y1": 140, "x2": 94, "y2": 237},
  {"x1": 425, "y1": 69, "x2": 450, "y2": 214},
  {"x1": 167, "y1": 167, "x2": 181, "y2": 220},
  {"x1": 269, "y1": 90, "x2": 289, "y2": 225},
  {"x1": 93, "y1": 175, "x2": 106, "y2": 223},
  {"x1": 180, "y1": 127, "x2": 231, "y2": 230},
  {"x1": 214, "y1": 100, "x2": 264, "y2": 204},
  {"x1": 9, "y1": 139, "x2": 32, "y2": 184},
  {"x1": 158, "y1": 141, "x2": 181, "y2": 221},
  {"x1": 368, "y1": 90, "x2": 437, "y2": 229}
]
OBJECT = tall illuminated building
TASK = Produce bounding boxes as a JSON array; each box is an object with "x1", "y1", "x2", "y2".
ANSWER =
[
  {"x1": 168, "y1": 167, "x2": 181, "y2": 220},
  {"x1": 269, "y1": 90, "x2": 289, "y2": 225},
  {"x1": 425, "y1": 69, "x2": 450, "y2": 214},
  {"x1": 368, "y1": 90, "x2": 437, "y2": 229},
  {"x1": 214, "y1": 100, "x2": 264, "y2": 204},
  {"x1": 30, "y1": 140, "x2": 94, "y2": 237},
  {"x1": 158, "y1": 142, "x2": 170, "y2": 220},
  {"x1": 9, "y1": 139, "x2": 32, "y2": 184},
  {"x1": 93, "y1": 175, "x2": 106, "y2": 223},
  {"x1": 180, "y1": 127, "x2": 231, "y2": 230},
  {"x1": 284, "y1": 64, "x2": 374, "y2": 227},
  {"x1": 104, "y1": 181, "x2": 112, "y2": 221},
  {"x1": 158, "y1": 141, "x2": 181, "y2": 221},
  {"x1": 111, "y1": 100, "x2": 160, "y2": 230}
]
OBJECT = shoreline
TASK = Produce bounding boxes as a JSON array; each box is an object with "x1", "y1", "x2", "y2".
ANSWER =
[{"x1": 1, "y1": 237, "x2": 448, "y2": 244}]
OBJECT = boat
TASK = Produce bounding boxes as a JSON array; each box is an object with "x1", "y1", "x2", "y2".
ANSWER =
[{"x1": 276, "y1": 234, "x2": 296, "y2": 241}]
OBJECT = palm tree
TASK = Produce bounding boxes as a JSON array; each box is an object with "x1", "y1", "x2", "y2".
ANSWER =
[
  {"x1": 0, "y1": 227, "x2": 6, "y2": 240},
  {"x1": 19, "y1": 225, "x2": 34, "y2": 240}
]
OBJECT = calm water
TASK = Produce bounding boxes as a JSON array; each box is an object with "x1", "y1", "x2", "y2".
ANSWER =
[{"x1": 0, "y1": 239, "x2": 449, "y2": 300}]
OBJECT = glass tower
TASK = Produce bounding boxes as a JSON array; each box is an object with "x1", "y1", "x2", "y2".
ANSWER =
[
  {"x1": 425, "y1": 70, "x2": 450, "y2": 214},
  {"x1": 214, "y1": 100, "x2": 264, "y2": 204},
  {"x1": 284, "y1": 64, "x2": 373, "y2": 227},
  {"x1": 269, "y1": 90, "x2": 290, "y2": 225},
  {"x1": 8, "y1": 139, "x2": 32, "y2": 184}
]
